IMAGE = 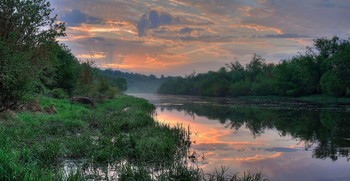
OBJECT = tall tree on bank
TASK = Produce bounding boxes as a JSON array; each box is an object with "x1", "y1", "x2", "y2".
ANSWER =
[
  {"x1": 0, "y1": 0, "x2": 65, "y2": 111},
  {"x1": 316, "y1": 37, "x2": 350, "y2": 96}
]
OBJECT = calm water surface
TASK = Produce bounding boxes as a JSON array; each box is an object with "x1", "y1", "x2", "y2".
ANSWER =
[{"x1": 130, "y1": 93, "x2": 350, "y2": 181}]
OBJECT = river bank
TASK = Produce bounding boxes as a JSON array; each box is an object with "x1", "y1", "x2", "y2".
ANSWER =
[
  {"x1": 0, "y1": 95, "x2": 269, "y2": 180},
  {"x1": 0, "y1": 95, "x2": 189, "y2": 180}
]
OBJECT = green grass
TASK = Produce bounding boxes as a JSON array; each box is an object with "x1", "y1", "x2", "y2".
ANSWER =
[
  {"x1": 0, "y1": 95, "x2": 181, "y2": 179},
  {"x1": 0, "y1": 95, "x2": 267, "y2": 180}
]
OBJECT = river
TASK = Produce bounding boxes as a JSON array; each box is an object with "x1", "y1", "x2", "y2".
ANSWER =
[{"x1": 130, "y1": 93, "x2": 350, "y2": 181}]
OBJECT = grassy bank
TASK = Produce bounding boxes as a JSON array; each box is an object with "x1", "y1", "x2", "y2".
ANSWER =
[
  {"x1": 0, "y1": 95, "x2": 189, "y2": 180},
  {"x1": 0, "y1": 95, "x2": 268, "y2": 180}
]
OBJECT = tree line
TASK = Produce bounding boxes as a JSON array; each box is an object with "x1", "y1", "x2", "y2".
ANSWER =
[
  {"x1": 0, "y1": 0, "x2": 126, "y2": 112},
  {"x1": 158, "y1": 37, "x2": 350, "y2": 97},
  {"x1": 101, "y1": 69, "x2": 170, "y2": 93}
]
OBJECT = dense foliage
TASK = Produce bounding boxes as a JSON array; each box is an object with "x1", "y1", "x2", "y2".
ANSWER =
[
  {"x1": 158, "y1": 37, "x2": 350, "y2": 97},
  {"x1": 0, "y1": 0, "x2": 64, "y2": 109},
  {"x1": 0, "y1": 0, "x2": 126, "y2": 111}
]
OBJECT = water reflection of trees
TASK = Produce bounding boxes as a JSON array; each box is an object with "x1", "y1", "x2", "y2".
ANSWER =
[{"x1": 160, "y1": 104, "x2": 350, "y2": 162}]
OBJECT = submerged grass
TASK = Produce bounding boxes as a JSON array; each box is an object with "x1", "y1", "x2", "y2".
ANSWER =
[{"x1": 0, "y1": 95, "x2": 267, "y2": 180}]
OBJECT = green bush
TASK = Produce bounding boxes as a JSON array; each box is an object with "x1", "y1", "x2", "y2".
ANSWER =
[
  {"x1": 320, "y1": 71, "x2": 345, "y2": 96},
  {"x1": 251, "y1": 78, "x2": 275, "y2": 96},
  {"x1": 229, "y1": 80, "x2": 251, "y2": 96},
  {"x1": 49, "y1": 88, "x2": 69, "y2": 99}
]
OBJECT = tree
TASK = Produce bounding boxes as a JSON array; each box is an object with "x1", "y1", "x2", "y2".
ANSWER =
[
  {"x1": 34, "y1": 43, "x2": 81, "y2": 96},
  {"x1": 320, "y1": 71, "x2": 344, "y2": 96},
  {"x1": 109, "y1": 77, "x2": 127, "y2": 92},
  {"x1": 319, "y1": 38, "x2": 350, "y2": 96},
  {"x1": 52, "y1": 44, "x2": 81, "y2": 95},
  {"x1": 246, "y1": 54, "x2": 266, "y2": 81},
  {"x1": 226, "y1": 60, "x2": 244, "y2": 72},
  {"x1": 76, "y1": 60, "x2": 95, "y2": 95},
  {"x1": 0, "y1": 0, "x2": 65, "y2": 111},
  {"x1": 158, "y1": 37, "x2": 350, "y2": 98},
  {"x1": 313, "y1": 36, "x2": 341, "y2": 59}
]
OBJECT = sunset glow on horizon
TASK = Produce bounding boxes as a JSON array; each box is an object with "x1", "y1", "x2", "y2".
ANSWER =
[{"x1": 50, "y1": 0, "x2": 350, "y2": 76}]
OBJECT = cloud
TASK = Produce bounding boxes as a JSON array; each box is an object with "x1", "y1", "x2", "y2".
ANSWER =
[
  {"x1": 263, "y1": 34, "x2": 309, "y2": 39},
  {"x1": 76, "y1": 52, "x2": 106, "y2": 59},
  {"x1": 179, "y1": 27, "x2": 204, "y2": 34},
  {"x1": 68, "y1": 36, "x2": 187, "y2": 72},
  {"x1": 51, "y1": 0, "x2": 350, "y2": 76},
  {"x1": 176, "y1": 0, "x2": 240, "y2": 16},
  {"x1": 61, "y1": 9, "x2": 103, "y2": 26},
  {"x1": 241, "y1": 0, "x2": 350, "y2": 37},
  {"x1": 317, "y1": 0, "x2": 336, "y2": 8},
  {"x1": 73, "y1": 37, "x2": 164, "y2": 59},
  {"x1": 180, "y1": 35, "x2": 236, "y2": 43},
  {"x1": 137, "y1": 10, "x2": 182, "y2": 36}
]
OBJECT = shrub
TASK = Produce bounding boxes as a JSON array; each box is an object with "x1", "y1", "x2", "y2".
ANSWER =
[
  {"x1": 320, "y1": 71, "x2": 345, "y2": 96},
  {"x1": 49, "y1": 88, "x2": 68, "y2": 99}
]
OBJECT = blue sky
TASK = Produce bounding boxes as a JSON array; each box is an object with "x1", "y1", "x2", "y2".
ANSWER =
[{"x1": 51, "y1": 0, "x2": 350, "y2": 75}]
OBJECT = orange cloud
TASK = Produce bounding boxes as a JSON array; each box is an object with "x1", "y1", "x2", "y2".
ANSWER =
[
  {"x1": 70, "y1": 26, "x2": 135, "y2": 35},
  {"x1": 99, "y1": 54, "x2": 187, "y2": 72},
  {"x1": 287, "y1": 38, "x2": 313, "y2": 46},
  {"x1": 53, "y1": 0, "x2": 350, "y2": 76},
  {"x1": 239, "y1": 6, "x2": 273, "y2": 18},
  {"x1": 58, "y1": 35, "x2": 92, "y2": 42},
  {"x1": 77, "y1": 52, "x2": 106, "y2": 59},
  {"x1": 231, "y1": 24, "x2": 283, "y2": 34},
  {"x1": 68, "y1": 22, "x2": 138, "y2": 38}
]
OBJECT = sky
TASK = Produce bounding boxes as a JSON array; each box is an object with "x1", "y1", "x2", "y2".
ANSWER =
[{"x1": 50, "y1": 0, "x2": 350, "y2": 76}]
